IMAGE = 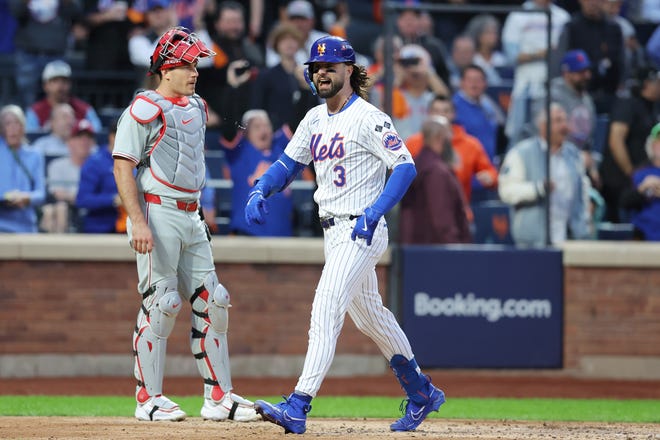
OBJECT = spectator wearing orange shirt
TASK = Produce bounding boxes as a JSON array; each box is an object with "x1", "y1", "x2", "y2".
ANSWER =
[{"x1": 406, "y1": 94, "x2": 498, "y2": 204}]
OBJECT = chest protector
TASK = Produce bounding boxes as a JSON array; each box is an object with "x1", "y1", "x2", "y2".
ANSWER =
[{"x1": 130, "y1": 90, "x2": 207, "y2": 192}]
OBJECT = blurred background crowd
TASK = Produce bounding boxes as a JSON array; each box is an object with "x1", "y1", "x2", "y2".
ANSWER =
[{"x1": 1, "y1": 0, "x2": 660, "y2": 246}]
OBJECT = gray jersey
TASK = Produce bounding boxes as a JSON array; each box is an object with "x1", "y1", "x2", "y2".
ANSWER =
[{"x1": 113, "y1": 91, "x2": 207, "y2": 199}]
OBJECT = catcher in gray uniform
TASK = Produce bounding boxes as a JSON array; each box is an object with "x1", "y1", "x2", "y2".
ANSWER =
[{"x1": 112, "y1": 26, "x2": 259, "y2": 422}]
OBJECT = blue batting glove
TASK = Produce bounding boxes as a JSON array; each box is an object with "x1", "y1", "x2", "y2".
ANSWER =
[
  {"x1": 351, "y1": 207, "x2": 381, "y2": 246},
  {"x1": 245, "y1": 189, "x2": 269, "y2": 225}
]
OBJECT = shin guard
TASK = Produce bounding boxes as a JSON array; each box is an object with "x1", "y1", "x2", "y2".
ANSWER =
[
  {"x1": 133, "y1": 277, "x2": 181, "y2": 400},
  {"x1": 190, "y1": 272, "x2": 233, "y2": 401}
]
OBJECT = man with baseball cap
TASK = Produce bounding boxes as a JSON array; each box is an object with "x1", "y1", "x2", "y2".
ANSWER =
[
  {"x1": 551, "y1": 49, "x2": 598, "y2": 184},
  {"x1": 287, "y1": 0, "x2": 314, "y2": 19},
  {"x1": 41, "y1": 119, "x2": 97, "y2": 233},
  {"x1": 266, "y1": 0, "x2": 327, "y2": 67},
  {"x1": 113, "y1": 26, "x2": 259, "y2": 422},
  {"x1": 42, "y1": 60, "x2": 72, "y2": 82},
  {"x1": 25, "y1": 60, "x2": 102, "y2": 134},
  {"x1": 555, "y1": 0, "x2": 625, "y2": 113},
  {"x1": 8, "y1": 0, "x2": 82, "y2": 109}
]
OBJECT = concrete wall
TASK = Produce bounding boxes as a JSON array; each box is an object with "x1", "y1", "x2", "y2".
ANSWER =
[
  {"x1": 561, "y1": 241, "x2": 660, "y2": 379},
  {"x1": 0, "y1": 235, "x2": 658, "y2": 379},
  {"x1": 0, "y1": 235, "x2": 390, "y2": 378}
]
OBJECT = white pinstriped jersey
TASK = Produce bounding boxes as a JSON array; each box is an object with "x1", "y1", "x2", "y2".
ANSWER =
[{"x1": 284, "y1": 94, "x2": 414, "y2": 219}]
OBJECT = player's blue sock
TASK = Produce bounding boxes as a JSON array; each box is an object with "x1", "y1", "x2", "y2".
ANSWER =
[
  {"x1": 292, "y1": 391, "x2": 313, "y2": 405},
  {"x1": 389, "y1": 354, "x2": 430, "y2": 404}
]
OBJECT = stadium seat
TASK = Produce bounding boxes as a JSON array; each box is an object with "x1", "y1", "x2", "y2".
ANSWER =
[
  {"x1": 596, "y1": 222, "x2": 635, "y2": 240},
  {"x1": 205, "y1": 150, "x2": 227, "y2": 179},
  {"x1": 207, "y1": 178, "x2": 232, "y2": 235},
  {"x1": 494, "y1": 65, "x2": 515, "y2": 81},
  {"x1": 26, "y1": 131, "x2": 46, "y2": 144},
  {"x1": 471, "y1": 200, "x2": 515, "y2": 245},
  {"x1": 592, "y1": 114, "x2": 610, "y2": 163},
  {"x1": 95, "y1": 129, "x2": 109, "y2": 146},
  {"x1": 290, "y1": 181, "x2": 318, "y2": 237},
  {"x1": 44, "y1": 153, "x2": 61, "y2": 170},
  {"x1": 205, "y1": 128, "x2": 222, "y2": 151},
  {"x1": 486, "y1": 84, "x2": 513, "y2": 113},
  {"x1": 0, "y1": 54, "x2": 18, "y2": 107},
  {"x1": 98, "y1": 108, "x2": 123, "y2": 128}
]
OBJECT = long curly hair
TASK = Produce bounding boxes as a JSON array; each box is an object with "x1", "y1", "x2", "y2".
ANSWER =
[{"x1": 349, "y1": 64, "x2": 371, "y2": 101}]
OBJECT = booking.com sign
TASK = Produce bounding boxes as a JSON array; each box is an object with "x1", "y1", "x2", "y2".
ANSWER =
[
  {"x1": 414, "y1": 292, "x2": 553, "y2": 323},
  {"x1": 400, "y1": 245, "x2": 563, "y2": 368}
]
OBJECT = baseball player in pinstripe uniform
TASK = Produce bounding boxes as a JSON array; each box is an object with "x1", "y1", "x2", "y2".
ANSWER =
[
  {"x1": 245, "y1": 35, "x2": 445, "y2": 433},
  {"x1": 113, "y1": 27, "x2": 259, "y2": 422}
]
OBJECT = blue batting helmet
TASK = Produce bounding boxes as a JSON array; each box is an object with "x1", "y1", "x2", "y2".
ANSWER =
[{"x1": 304, "y1": 36, "x2": 356, "y2": 65}]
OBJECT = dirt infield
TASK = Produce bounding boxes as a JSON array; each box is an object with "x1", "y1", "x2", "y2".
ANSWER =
[
  {"x1": 1, "y1": 417, "x2": 659, "y2": 440},
  {"x1": 2, "y1": 372, "x2": 660, "y2": 439}
]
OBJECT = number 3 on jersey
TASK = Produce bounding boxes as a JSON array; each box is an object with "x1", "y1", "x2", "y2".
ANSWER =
[{"x1": 333, "y1": 165, "x2": 346, "y2": 186}]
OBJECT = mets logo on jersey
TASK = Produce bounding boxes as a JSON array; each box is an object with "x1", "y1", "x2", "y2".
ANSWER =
[
  {"x1": 317, "y1": 43, "x2": 326, "y2": 56},
  {"x1": 382, "y1": 132, "x2": 403, "y2": 151}
]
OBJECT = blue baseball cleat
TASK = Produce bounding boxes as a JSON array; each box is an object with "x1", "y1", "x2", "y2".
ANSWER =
[
  {"x1": 390, "y1": 384, "x2": 445, "y2": 432},
  {"x1": 254, "y1": 393, "x2": 312, "y2": 434}
]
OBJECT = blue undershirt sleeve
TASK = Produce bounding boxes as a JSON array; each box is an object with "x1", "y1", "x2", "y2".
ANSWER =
[
  {"x1": 253, "y1": 153, "x2": 306, "y2": 197},
  {"x1": 369, "y1": 162, "x2": 417, "y2": 218}
]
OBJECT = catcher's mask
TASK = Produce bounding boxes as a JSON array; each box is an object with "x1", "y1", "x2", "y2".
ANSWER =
[{"x1": 148, "y1": 26, "x2": 216, "y2": 76}]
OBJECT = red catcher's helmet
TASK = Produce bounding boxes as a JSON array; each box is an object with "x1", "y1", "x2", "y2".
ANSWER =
[{"x1": 148, "y1": 26, "x2": 215, "y2": 75}]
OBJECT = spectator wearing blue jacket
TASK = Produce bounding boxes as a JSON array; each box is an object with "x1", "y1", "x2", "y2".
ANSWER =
[
  {"x1": 452, "y1": 64, "x2": 505, "y2": 166},
  {"x1": 221, "y1": 109, "x2": 294, "y2": 236},
  {"x1": 76, "y1": 122, "x2": 122, "y2": 233},
  {"x1": 0, "y1": 105, "x2": 46, "y2": 233}
]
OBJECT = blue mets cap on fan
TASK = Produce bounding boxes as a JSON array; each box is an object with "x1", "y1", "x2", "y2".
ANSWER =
[{"x1": 304, "y1": 35, "x2": 356, "y2": 65}]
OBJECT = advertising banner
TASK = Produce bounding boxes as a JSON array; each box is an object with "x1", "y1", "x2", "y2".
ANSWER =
[{"x1": 401, "y1": 245, "x2": 563, "y2": 368}]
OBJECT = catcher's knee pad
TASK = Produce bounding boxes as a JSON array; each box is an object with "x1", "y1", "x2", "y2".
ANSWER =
[
  {"x1": 199, "y1": 272, "x2": 231, "y2": 335},
  {"x1": 147, "y1": 277, "x2": 182, "y2": 338},
  {"x1": 209, "y1": 281, "x2": 230, "y2": 334}
]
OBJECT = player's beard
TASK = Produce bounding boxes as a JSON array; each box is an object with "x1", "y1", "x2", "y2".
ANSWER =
[
  {"x1": 317, "y1": 77, "x2": 344, "y2": 99},
  {"x1": 574, "y1": 80, "x2": 588, "y2": 93}
]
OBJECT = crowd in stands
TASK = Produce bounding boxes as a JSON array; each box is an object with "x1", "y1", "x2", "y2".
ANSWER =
[{"x1": 1, "y1": 0, "x2": 660, "y2": 245}]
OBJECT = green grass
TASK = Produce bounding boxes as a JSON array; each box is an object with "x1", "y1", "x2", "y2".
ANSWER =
[{"x1": 1, "y1": 396, "x2": 659, "y2": 423}]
